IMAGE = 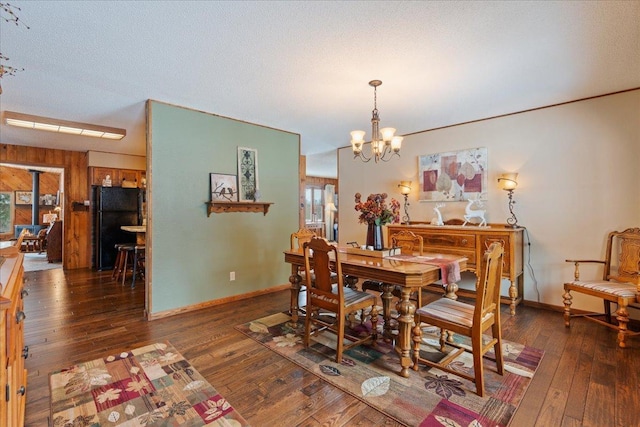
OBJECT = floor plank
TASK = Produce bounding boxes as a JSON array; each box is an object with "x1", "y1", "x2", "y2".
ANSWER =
[{"x1": 21, "y1": 268, "x2": 640, "y2": 426}]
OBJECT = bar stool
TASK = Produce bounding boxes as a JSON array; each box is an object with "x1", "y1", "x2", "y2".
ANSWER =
[
  {"x1": 131, "y1": 245, "x2": 145, "y2": 288},
  {"x1": 112, "y1": 243, "x2": 135, "y2": 284}
]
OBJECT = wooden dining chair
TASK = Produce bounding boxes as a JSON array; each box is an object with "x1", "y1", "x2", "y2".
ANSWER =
[
  {"x1": 291, "y1": 227, "x2": 338, "y2": 284},
  {"x1": 413, "y1": 242, "x2": 504, "y2": 397},
  {"x1": 361, "y1": 230, "x2": 424, "y2": 306},
  {"x1": 563, "y1": 227, "x2": 640, "y2": 348},
  {"x1": 303, "y1": 237, "x2": 378, "y2": 363}
]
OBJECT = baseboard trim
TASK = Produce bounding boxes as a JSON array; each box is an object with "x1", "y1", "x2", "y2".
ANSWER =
[
  {"x1": 147, "y1": 283, "x2": 290, "y2": 320},
  {"x1": 521, "y1": 299, "x2": 640, "y2": 329}
]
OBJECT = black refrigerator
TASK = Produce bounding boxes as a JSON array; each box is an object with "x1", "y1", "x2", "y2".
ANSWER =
[{"x1": 92, "y1": 186, "x2": 143, "y2": 270}]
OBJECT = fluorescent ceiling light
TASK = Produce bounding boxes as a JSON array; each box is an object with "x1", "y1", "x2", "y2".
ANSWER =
[{"x1": 2, "y1": 111, "x2": 126, "y2": 140}]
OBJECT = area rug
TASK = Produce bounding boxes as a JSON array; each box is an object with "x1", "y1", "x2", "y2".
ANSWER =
[
  {"x1": 23, "y1": 252, "x2": 62, "y2": 271},
  {"x1": 236, "y1": 312, "x2": 543, "y2": 427},
  {"x1": 49, "y1": 341, "x2": 248, "y2": 426}
]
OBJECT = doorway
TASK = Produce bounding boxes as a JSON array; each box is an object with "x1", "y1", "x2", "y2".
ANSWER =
[{"x1": 0, "y1": 163, "x2": 65, "y2": 271}]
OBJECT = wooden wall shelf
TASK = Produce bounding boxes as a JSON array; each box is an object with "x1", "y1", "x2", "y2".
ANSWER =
[{"x1": 206, "y1": 201, "x2": 273, "y2": 216}]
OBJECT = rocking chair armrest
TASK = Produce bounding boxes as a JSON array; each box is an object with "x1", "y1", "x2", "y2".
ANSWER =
[{"x1": 565, "y1": 259, "x2": 606, "y2": 281}]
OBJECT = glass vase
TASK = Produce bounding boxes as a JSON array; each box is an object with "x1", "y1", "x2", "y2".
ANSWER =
[{"x1": 366, "y1": 223, "x2": 384, "y2": 250}]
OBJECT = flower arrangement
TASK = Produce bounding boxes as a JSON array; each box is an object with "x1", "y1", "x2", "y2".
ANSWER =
[{"x1": 354, "y1": 192, "x2": 400, "y2": 226}]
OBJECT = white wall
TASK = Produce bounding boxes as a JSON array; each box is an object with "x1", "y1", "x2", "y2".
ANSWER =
[{"x1": 338, "y1": 89, "x2": 640, "y2": 311}]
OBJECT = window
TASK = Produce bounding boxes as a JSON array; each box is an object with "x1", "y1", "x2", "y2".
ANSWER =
[
  {"x1": 304, "y1": 186, "x2": 324, "y2": 223},
  {"x1": 0, "y1": 192, "x2": 12, "y2": 234}
]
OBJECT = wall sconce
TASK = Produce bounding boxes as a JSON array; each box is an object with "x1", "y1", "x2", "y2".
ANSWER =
[
  {"x1": 398, "y1": 181, "x2": 411, "y2": 224},
  {"x1": 497, "y1": 173, "x2": 519, "y2": 228}
]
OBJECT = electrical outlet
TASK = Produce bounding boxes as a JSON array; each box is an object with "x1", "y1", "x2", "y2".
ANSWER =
[{"x1": 229, "y1": 271, "x2": 235, "y2": 281}]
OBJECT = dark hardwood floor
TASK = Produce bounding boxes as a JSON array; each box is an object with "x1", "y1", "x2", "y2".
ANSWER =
[{"x1": 22, "y1": 267, "x2": 639, "y2": 426}]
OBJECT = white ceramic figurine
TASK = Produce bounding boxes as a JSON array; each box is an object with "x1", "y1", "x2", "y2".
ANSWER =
[{"x1": 462, "y1": 196, "x2": 487, "y2": 227}]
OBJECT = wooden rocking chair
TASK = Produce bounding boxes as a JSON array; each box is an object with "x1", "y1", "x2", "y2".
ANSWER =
[{"x1": 563, "y1": 227, "x2": 640, "y2": 348}]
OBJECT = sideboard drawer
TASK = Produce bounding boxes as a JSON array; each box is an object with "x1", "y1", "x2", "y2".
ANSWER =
[{"x1": 421, "y1": 233, "x2": 476, "y2": 249}]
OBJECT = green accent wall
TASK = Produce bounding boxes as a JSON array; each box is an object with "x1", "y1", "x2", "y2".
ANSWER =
[{"x1": 148, "y1": 101, "x2": 299, "y2": 315}]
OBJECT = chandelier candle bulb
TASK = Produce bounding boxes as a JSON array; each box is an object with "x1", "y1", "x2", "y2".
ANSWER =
[
  {"x1": 380, "y1": 127, "x2": 396, "y2": 142},
  {"x1": 391, "y1": 136, "x2": 403, "y2": 152}
]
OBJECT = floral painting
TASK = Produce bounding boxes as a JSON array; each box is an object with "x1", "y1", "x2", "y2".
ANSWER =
[{"x1": 418, "y1": 147, "x2": 488, "y2": 201}]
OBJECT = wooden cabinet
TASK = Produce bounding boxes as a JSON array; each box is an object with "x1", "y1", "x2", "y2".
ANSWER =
[
  {"x1": 0, "y1": 253, "x2": 27, "y2": 427},
  {"x1": 46, "y1": 220, "x2": 63, "y2": 263},
  {"x1": 89, "y1": 167, "x2": 144, "y2": 187},
  {"x1": 387, "y1": 224, "x2": 524, "y2": 314}
]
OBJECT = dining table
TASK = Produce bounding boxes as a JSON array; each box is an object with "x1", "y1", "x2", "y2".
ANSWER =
[
  {"x1": 121, "y1": 225, "x2": 146, "y2": 287},
  {"x1": 121, "y1": 225, "x2": 146, "y2": 245},
  {"x1": 283, "y1": 247, "x2": 467, "y2": 378}
]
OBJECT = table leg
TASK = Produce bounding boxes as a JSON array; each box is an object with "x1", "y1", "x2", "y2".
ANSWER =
[
  {"x1": 288, "y1": 267, "x2": 303, "y2": 328},
  {"x1": 395, "y1": 287, "x2": 417, "y2": 378},
  {"x1": 381, "y1": 283, "x2": 395, "y2": 341},
  {"x1": 444, "y1": 279, "x2": 459, "y2": 343},
  {"x1": 509, "y1": 277, "x2": 521, "y2": 315},
  {"x1": 343, "y1": 275, "x2": 358, "y2": 290}
]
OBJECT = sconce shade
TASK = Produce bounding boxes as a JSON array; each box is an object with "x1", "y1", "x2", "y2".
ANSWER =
[
  {"x1": 399, "y1": 181, "x2": 411, "y2": 195},
  {"x1": 498, "y1": 173, "x2": 518, "y2": 191}
]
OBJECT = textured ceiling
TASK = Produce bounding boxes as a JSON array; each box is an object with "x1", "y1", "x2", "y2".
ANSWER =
[{"x1": 1, "y1": 1, "x2": 639, "y2": 178}]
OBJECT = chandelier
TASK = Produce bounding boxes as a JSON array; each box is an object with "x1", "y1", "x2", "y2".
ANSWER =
[{"x1": 350, "y1": 80, "x2": 402, "y2": 163}]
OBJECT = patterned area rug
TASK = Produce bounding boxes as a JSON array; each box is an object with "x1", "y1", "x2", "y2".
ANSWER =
[
  {"x1": 49, "y1": 341, "x2": 248, "y2": 426},
  {"x1": 236, "y1": 312, "x2": 544, "y2": 427}
]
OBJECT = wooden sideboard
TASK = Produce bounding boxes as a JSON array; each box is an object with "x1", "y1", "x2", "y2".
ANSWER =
[
  {"x1": 387, "y1": 224, "x2": 524, "y2": 314},
  {"x1": 0, "y1": 253, "x2": 27, "y2": 427}
]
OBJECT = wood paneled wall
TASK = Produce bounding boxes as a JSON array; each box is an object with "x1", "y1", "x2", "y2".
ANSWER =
[
  {"x1": 0, "y1": 166, "x2": 61, "y2": 230},
  {"x1": 305, "y1": 176, "x2": 338, "y2": 191},
  {"x1": 1, "y1": 144, "x2": 90, "y2": 269}
]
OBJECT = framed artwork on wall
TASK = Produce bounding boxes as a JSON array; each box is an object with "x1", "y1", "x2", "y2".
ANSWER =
[
  {"x1": 210, "y1": 173, "x2": 238, "y2": 202},
  {"x1": 418, "y1": 147, "x2": 488, "y2": 202},
  {"x1": 237, "y1": 147, "x2": 259, "y2": 202},
  {"x1": 15, "y1": 191, "x2": 33, "y2": 205}
]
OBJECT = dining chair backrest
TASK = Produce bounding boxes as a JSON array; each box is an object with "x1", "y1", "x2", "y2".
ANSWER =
[
  {"x1": 390, "y1": 230, "x2": 424, "y2": 255},
  {"x1": 291, "y1": 228, "x2": 317, "y2": 250},
  {"x1": 605, "y1": 228, "x2": 640, "y2": 285},
  {"x1": 476, "y1": 242, "x2": 505, "y2": 325},
  {"x1": 303, "y1": 237, "x2": 344, "y2": 310}
]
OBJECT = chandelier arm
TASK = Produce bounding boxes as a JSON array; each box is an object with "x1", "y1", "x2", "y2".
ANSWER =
[
  {"x1": 354, "y1": 151, "x2": 372, "y2": 162},
  {"x1": 379, "y1": 146, "x2": 401, "y2": 162}
]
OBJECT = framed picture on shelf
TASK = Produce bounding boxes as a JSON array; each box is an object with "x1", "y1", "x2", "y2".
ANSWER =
[
  {"x1": 210, "y1": 173, "x2": 238, "y2": 202},
  {"x1": 237, "y1": 147, "x2": 259, "y2": 202},
  {"x1": 15, "y1": 191, "x2": 33, "y2": 205}
]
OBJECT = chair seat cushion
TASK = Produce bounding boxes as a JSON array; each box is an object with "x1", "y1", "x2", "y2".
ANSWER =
[
  {"x1": 567, "y1": 280, "x2": 637, "y2": 298},
  {"x1": 343, "y1": 287, "x2": 375, "y2": 307},
  {"x1": 417, "y1": 298, "x2": 491, "y2": 328}
]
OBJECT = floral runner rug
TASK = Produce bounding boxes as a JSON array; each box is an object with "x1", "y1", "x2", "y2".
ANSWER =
[
  {"x1": 49, "y1": 341, "x2": 249, "y2": 426},
  {"x1": 236, "y1": 312, "x2": 543, "y2": 427}
]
